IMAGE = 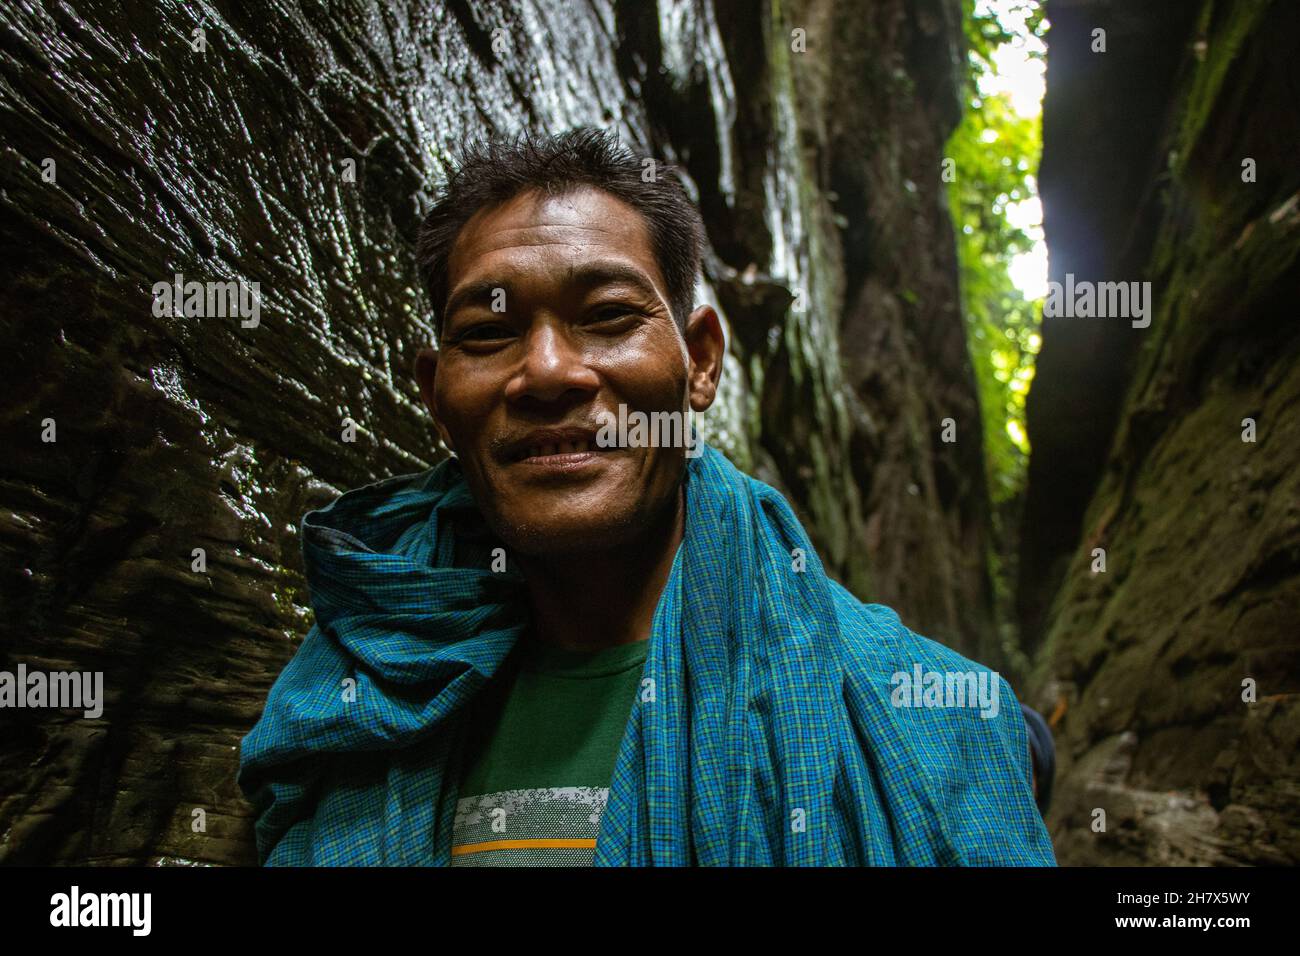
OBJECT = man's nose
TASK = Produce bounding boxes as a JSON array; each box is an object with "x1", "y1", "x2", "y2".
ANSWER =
[{"x1": 504, "y1": 321, "x2": 600, "y2": 405}]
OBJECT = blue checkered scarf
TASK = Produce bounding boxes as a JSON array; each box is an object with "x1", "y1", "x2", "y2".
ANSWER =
[{"x1": 238, "y1": 444, "x2": 1055, "y2": 866}]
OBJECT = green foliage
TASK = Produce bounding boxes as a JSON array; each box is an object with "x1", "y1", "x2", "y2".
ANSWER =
[{"x1": 946, "y1": 1, "x2": 1046, "y2": 503}]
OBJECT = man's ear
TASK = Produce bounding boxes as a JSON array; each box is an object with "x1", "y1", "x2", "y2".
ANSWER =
[
  {"x1": 684, "y1": 305, "x2": 725, "y2": 413},
  {"x1": 413, "y1": 346, "x2": 456, "y2": 453}
]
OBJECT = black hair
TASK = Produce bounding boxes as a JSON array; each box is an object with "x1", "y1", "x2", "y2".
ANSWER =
[{"x1": 415, "y1": 126, "x2": 703, "y2": 337}]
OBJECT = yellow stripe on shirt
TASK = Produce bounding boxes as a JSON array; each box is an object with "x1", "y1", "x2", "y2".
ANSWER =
[{"x1": 451, "y1": 837, "x2": 598, "y2": 857}]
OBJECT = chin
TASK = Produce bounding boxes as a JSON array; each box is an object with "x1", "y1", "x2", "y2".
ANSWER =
[{"x1": 488, "y1": 498, "x2": 644, "y2": 558}]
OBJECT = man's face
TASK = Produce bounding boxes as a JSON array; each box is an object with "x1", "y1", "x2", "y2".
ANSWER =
[{"x1": 416, "y1": 186, "x2": 722, "y2": 557}]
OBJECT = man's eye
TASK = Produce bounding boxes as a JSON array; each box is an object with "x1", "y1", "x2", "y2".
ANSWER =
[
  {"x1": 589, "y1": 305, "x2": 638, "y2": 324},
  {"x1": 457, "y1": 323, "x2": 514, "y2": 343}
]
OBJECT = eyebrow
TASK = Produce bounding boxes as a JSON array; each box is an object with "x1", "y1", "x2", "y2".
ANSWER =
[{"x1": 442, "y1": 260, "x2": 663, "y2": 324}]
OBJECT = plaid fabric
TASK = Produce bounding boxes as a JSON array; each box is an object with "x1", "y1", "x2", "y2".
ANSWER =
[{"x1": 238, "y1": 444, "x2": 1056, "y2": 866}]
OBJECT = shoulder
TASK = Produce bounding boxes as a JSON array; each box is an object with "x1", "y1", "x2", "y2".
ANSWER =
[
  {"x1": 825, "y1": 581, "x2": 1057, "y2": 865},
  {"x1": 826, "y1": 580, "x2": 977, "y2": 678}
]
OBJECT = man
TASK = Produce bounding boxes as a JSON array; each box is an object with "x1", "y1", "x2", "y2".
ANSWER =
[{"x1": 238, "y1": 127, "x2": 1056, "y2": 866}]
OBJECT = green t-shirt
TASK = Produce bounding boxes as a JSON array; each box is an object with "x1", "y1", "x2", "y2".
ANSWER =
[{"x1": 450, "y1": 637, "x2": 648, "y2": 866}]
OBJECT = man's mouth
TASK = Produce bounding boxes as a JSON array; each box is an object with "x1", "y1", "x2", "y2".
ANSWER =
[
  {"x1": 518, "y1": 438, "x2": 595, "y2": 460},
  {"x1": 505, "y1": 427, "x2": 608, "y2": 464}
]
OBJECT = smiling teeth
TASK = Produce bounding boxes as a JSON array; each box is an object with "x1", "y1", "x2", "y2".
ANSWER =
[{"x1": 526, "y1": 440, "x2": 591, "y2": 459}]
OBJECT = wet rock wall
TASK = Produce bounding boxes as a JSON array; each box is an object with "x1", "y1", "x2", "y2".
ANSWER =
[{"x1": 1025, "y1": 0, "x2": 1300, "y2": 865}]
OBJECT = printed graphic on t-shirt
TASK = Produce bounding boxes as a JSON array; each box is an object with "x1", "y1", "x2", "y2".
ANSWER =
[{"x1": 450, "y1": 786, "x2": 608, "y2": 866}]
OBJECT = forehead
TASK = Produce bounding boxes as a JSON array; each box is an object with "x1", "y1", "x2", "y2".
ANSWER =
[{"x1": 446, "y1": 186, "x2": 665, "y2": 294}]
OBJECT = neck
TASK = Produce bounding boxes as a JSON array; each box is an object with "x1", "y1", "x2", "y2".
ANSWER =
[{"x1": 516, "y1": 488, "x2": 684, "y2": 652}]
